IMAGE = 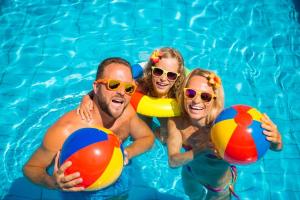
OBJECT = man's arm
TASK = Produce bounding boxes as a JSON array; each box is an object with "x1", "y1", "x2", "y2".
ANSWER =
[
  {"x1": 23, "y1": 144, "x2": 58, "y2": 188},
  {"x1": 23, "y1": 112, "x2": 84, "y2": 191},
  {"x1": 125, "y1": 113, "x2": 155, "y2": 160}
]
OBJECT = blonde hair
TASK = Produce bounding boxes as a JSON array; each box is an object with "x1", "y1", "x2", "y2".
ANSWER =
[
  {"x1": 137, "y1": 47, "x2": 185, "y2": 98},
  {"x1": 177, "y1": 68, "x2": 224, "y2": 125}
]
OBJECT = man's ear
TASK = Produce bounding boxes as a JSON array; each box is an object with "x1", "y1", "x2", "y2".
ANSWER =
[{"x1": 93, "y1": 81, "x2": 98, "y2": 95}]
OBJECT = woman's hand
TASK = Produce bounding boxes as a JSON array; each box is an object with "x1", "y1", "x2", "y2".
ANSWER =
[
  {"x1": 77, "y1": 95, "x2": 93, "y2": 122},
  {"x1": 261, "y1": 113, "x2": 283, "y2": 151}
]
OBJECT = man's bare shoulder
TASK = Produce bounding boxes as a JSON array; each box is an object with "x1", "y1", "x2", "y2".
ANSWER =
[
  {"x1": 58, "y1": 109, "x2": 82, "y2": 124},
  {"x1": 43, "y1": 109, "x2": 85, "y2": 151},
  {"x1": 51, "y1": 109, "x2": 85, "y2": 131},
  {"x1": 121, "y1": 104, "x2": 137, "y2": 120}
]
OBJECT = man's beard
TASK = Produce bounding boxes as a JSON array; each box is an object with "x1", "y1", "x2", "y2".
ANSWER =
[{"x1": 97, "y1": 94, "x2": 125, "y2": 119}]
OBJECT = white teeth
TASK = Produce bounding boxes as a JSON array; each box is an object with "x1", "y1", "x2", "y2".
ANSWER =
[
  {"x1": 157, "y1": 82, "x2": 168, "y2": 86},
  {"x1": 190, "y1": 105, "x2": 203, "y2": 110},
  {"x1": 112, "y1": 98, "x2": 124, "y2": 104}
]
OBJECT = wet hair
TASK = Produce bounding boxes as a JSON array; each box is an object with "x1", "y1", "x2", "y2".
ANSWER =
[
  {"x1": 95, "y1": 57, "x2": 132, "y2": 80},
  {"x1": 137, "y1": 47, "x2": 185, "y2": 98},
  {"x1": 177, "y1": 68, "x2": 224, "y2": 125}
]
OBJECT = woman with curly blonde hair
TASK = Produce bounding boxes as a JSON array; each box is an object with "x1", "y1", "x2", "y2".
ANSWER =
[
  {"x1": 137, "y1": 47, "x2": 185, "y2": 99},
  {"x1": 134, "y1": 47, "x2": 185, "y2": 141}
]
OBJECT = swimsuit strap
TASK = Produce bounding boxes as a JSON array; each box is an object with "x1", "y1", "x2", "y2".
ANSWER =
[
  {"x1": 182, "y1": 143, "x2": 193, "y2": 151},
  {"x1": 204, "y1": 165, "x2": 240, "y2": 199},
  {"x1": 228, "y1": 165, "x2": 239, "y2": 199}
]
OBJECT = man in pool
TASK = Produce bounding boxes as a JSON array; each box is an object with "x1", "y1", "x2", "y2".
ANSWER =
[{"x1": 23, "y1": 57, "x2": 155, "y2": 198}]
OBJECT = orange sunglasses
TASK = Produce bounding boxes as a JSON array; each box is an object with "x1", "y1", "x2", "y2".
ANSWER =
[{"x1": 96, "y1": 79, "x2": 136, "y2": 96}]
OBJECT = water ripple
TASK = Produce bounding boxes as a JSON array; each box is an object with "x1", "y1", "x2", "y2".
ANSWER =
[{"x1": 0, "y1": 0, "x2": 299, "y2": 199}]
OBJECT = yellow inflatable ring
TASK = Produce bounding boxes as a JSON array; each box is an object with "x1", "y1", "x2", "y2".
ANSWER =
[
  {"x1": 130, "y1": 91, "x2": 181, "y2": 117},
  {"x1": 130, "y1": 62, "x2": 191, "y2": 117}
]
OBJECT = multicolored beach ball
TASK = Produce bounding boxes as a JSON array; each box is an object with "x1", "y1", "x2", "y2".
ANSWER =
[
  {"x1": 59, "y1": 127, "x2": 124, "y2": 191},
  {"x1": 211, "y1": 105, "x2": 270, "y2": 165}
]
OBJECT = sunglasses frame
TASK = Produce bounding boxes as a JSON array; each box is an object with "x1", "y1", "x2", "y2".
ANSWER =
[
  {"x1": 151, "y1": 66, "x2": 180, "y2": 81},
  {"x1": 96, "y1": 79, "x2": 137, "y2": 95},
  {"x1": 183, "y1": 88, "x2": 216, "y2": 102}
]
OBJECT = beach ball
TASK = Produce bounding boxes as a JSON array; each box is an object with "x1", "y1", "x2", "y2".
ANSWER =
[
  {"x1": 211, "y1": 105, "x2": 270, "y2": 165},
  {"x1": 59, "y1": 127, "x2": 124, "y2": 191}
]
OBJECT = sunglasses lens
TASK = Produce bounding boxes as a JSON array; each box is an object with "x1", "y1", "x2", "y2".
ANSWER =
[
  {"x1": 124, "y1": 84, "x2": 135, "y2": 94},
  {"x1": 185, "y1": 89, "x2": 197, "y2": 99},
  {"x1": 201, "y1": 92, "x2": 212, "y2": 102},
  {"x1": 167, "y1": 72, "x2": 178, "y2": 81},
  {"x1": 152, "y1": 67, "x2": 164, "y2": 76},
  {"x1": 108, "y1": 80, "x2": 121, "y2": 90}
]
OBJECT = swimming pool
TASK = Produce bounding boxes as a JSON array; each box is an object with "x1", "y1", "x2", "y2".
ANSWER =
[{"x1": 0, "y1": 0, "x2": 299, "y2": 199}]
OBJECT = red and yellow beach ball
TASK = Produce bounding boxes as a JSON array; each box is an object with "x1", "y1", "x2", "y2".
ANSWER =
[
  {"x1": 59, "y1": 127, "x2": 123, "y2": 191},
  {"x1": 211, "y1": 105, "x2": 270, "y2": 165}
]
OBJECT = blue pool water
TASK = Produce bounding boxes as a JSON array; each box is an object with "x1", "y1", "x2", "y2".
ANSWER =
[{"x1": 0, "y1": 0, "x2": 299, "y2": 199}]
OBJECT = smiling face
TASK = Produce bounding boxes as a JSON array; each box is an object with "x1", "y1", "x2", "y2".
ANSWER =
[
  {"x1": 151, "y1": 57, "x2": 180, "y2": 98},
  {"x1": 94, "y1": 63, "x2": 133, "y2": 119},
  {"x1": 184, "y1": 75, "x2": 215, "y2": 123}
]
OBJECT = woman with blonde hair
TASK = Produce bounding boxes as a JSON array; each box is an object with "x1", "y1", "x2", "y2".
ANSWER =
[{"x1": 167, "y1": 68, "x2": 282, "y2": 199}]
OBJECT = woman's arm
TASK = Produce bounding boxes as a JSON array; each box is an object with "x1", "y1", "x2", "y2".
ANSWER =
[
  {"x1": 167, "y1": 118, "x2": 194, "y2": 168},
  {"x1": 77, "y1": 90, "x2": 94, "y2": 121}
]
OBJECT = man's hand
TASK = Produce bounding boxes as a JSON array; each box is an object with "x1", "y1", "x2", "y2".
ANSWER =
[{"x1": 53, "y1": 151, "x2": 85, "y2": 191}]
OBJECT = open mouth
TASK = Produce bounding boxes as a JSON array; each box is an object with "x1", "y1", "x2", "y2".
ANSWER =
[
  {"x1": 112, "y1": 97, "x2": 124, "y2": 105},
  {"x1": 189, "y1": 104, "x2": 204, "y2": 111},
  {"x1": 155, "y1": 81, "x2": 169, "y2": 88}
]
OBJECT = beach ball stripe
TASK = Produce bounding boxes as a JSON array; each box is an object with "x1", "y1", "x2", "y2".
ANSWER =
[
  {"x1": 59, "y1": 127, "x2": 123, "y2": 191},
  {"x1": 211, "y1": 119, "x2": 237, "y2": 158},
  {"x1": 232, "y1": 104, "x2": 252, "y2": 112},
  {"x1": 131, "y1": 62, "x2": 147, "y2": 79},
  {"x1": 224, "y1": 126, "x2": 258, "y2": 164},
  {"x1": 211, "y1": 105, "x2": 270, "y2": 165},
  {"x1": 214, "y1": 107, "x2": 237, "y2": 124},
  {"x1": 249, "y1": 121, "x2": 270, "y2": 159},
  {"x1": 60, "y1": 128, "x2": 108, "y2": 161},
  {"x1": 88, "y1": 134, "x2": 123, "y2": 190},
  {"x1": 248, "y1": 108, "x2": 263, "y2": 122}
]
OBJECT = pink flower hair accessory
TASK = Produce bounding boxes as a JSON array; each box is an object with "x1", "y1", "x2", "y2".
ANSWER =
[
  {"x1": 150, "y1": 50, "x2": 163, "y2": 64},
  {"x1": 207, "y1": 72, "x2": 221, "y2": 89}
]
